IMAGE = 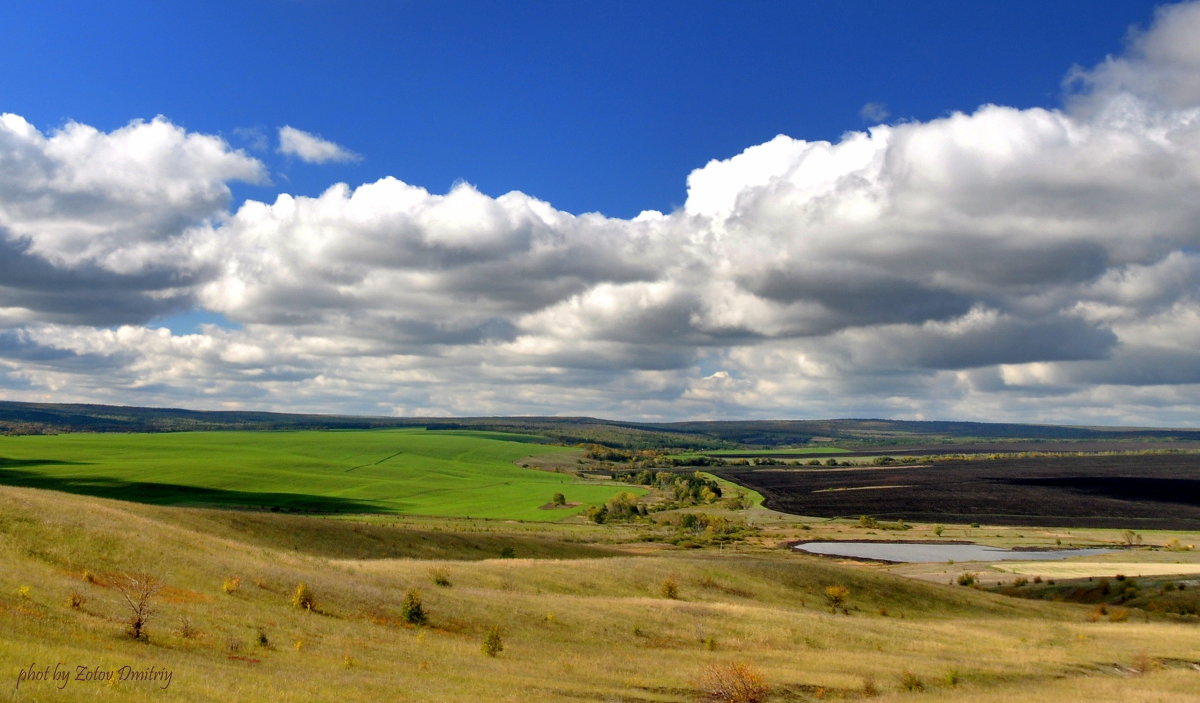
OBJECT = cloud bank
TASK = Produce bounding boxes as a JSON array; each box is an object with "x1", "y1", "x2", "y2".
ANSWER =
[{"x1": 3, "y1": 3, "x2": 1200, "y2": 424}]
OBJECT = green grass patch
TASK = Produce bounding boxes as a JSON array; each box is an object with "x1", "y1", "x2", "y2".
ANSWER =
[{"x1": 0, "y1": 429, "x2": 641, "y2": 521}]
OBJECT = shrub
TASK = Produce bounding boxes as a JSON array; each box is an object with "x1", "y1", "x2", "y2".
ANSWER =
[
  {"x1": 697, "y1": 661, "x2": 769, "y2": 703},
  {"x1": 1109, "y1": 607, "x2": 1130, "y2": 622},
  {"x1": 661, "y1": 576, "x2": 680, "y2": 599},
  {"x1": 401, "y1": 589, "x2": 427, "y2": 625},
  {"x1": 67, "y1": 591, "x2": 86, "y2": 609},
  {"x1": 482, "y1": 625, "x2": 504, "y2": 657},
  {"x1": 824, "y1": 585, "x2": 850, "y2": 613},
  {"x1": 292, "y1": 583, "x2": 315, "y2": 611},
  {"x1": 955, "y1": 572, "x2": 977, "y2": 587},
  {"x1": 944, "y1": 669, "x2": 960, "y2": 686},
  {"x1": 932, "y1": 524, "x2": 944, "y2": 537},
  {"x1": 82, "y1": 569, "x2": 96, "y2": 584},
  {"x1": 429, "y1": 568, "x2": 452, "y2": 587},
  {"x1": 256, "y1": 627, "x2": 271, "y2": 648},
  {"x1": 898, "y1": 670, "x2": 925, "y2": 692},
  {"x1": 176, "y1": 616, "x2": 198, "y2": 639},
  {"x1": 551, "y1": 492, "x2": 566, "y2": 506},
  {"x1": 1131, "y1": 650, "x2": 1158, "y2": 674},
  {"x1": 115, "y1": 571, "x2": 162, "y2": 641},
  {"x1": 500, "y1": 546, "x2": 516, "y2": 559},
  {"x1": 861, "y1": 676, "x2": 879, "y2": 697},
  {"x1": 222, "y1": 576, "x2": 241, "y2": 594}
]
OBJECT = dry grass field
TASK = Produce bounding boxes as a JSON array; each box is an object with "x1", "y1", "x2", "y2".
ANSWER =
[{"x1": 3, "y1": 482, "x2": 1200, "y2": 702}]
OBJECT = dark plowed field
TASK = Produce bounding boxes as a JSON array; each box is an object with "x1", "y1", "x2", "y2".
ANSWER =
[{"x1": 715, "y1": 454, "x2": 1200, "y2": 529}]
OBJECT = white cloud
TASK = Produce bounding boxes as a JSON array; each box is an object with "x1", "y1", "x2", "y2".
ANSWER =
[
  {"x1": 859, "y1": 102, "x2": 890, "y2": 123},
  {"x1": 4, "y1": 3, "x2": 1200, "y2": 424},
  {"x1": 277, "y1": 125, "x2": 360, "y2": 164}
]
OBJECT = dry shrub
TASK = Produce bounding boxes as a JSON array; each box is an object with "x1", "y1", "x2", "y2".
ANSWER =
[
  {"x1": 1109, "y1": 607, "x2": 1130, "y2": 622},
  {"x1": 824, "y1": 584, "x2": 849, "y2": 613},
  {"x1": 291, "y1": 583, "x2": 315, "y2": 611},
  {"x1": 222, "y1": 576, "x2": 240, "y2": 594},
  {"x1": 1131, "y1": 650, "x2": 1158, "y2": 674},
  {"x1": 661, "y1": 576, "x2": 680, "y2": 599},
  {"x1": 861, "y1": 676, "x2": 879, "y2": 697},
  {"x1": 114, "y1": 571, "x2": 162, "y2": 641},
  {"x1": 67, "y1": 591, "x2": 86, "y2": 609},
  {"x1": 697, "y1": 661, "x2": 769, "y2": 703},
  {"x1": 898, "y1": 670, "x2": 925, "y2": 692}
]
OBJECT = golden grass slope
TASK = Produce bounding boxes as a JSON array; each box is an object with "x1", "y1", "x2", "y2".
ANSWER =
[{"x1": 1, "y1": 485, "x2": 1199, "y2": 702}]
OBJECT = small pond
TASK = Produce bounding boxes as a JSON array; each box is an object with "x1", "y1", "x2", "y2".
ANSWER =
[{"x1": 794, "y1": 541, "x2": 1118, "y2": 563}]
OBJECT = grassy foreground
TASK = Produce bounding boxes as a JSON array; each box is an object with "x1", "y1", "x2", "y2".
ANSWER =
[
  {"x1": 2, "y1": 485, "x2": 1200, "y2": 702},
  {"x1": 0, "y1": 429, "x2": 639, "y2": 521}
]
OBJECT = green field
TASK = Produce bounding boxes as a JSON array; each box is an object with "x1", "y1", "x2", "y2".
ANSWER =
[{"x1": 0, "y1": 429, "x2": 640, "y2": 521}]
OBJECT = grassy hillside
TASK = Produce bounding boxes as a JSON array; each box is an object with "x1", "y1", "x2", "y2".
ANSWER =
[
  {"x1": 0, "y1": 429, "x2": 640, "y2": 521},
  {"x1": 3, "y1": 486, "x2": 1200, "y2": 702}
]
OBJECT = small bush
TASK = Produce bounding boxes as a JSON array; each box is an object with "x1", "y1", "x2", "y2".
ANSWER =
[
  {"x1": 698, "y1": 661, "x2": 769, "y2": 703},
  {"x1": 1131, "y1": 650, "x2": 1158, "y2": 674},
  {"x1": 661, "y1": 577, "x2": 680, "y2": 599},
  {"x1": 932, "y1": 524, "x2": 944, "y2": 537},
  {"x1": 222, "y1": 576, "x2": 241, "y2": 594},
  {"x1": 1109, "y1": 607, "x2": 1130, "y2": 622},
  {"x1": 482, "y1": 625, "x2": 504, "y2": 657},
  {"x1": 1012, "y1": 577, "x2": 1028, "y2": 587},
  {"x1": 944, "y1": 669, "x2": 960, "y2": 686},
  {"x1": 429, "y1": 568, "x2": 452, "y2": 587},
  {"x1": 956, "y1": 572, "x2": 977, "y2": 587},
  {"x1": 500, "y1": 546, "x2": 516, "y2": 559},
  {"x1": 17, "y1": 585, "x2": 31, "y2": 600},
  {"x1": 824, "y1": 584, "x2": 850, "y2": 613},
  {"x1": 705, "y1": 636, "x2": 716, "y2": 651},
  {"x1": 82, "y1": 570, "x2": 96, "y2": 584},
  {"x1": 551, "y1": 492, "x2": 566, "y2": 506},
  {"x1": 898, "y1": 670, "x2": 925, "y2": 692},
  {"x1": 256, "y1": 627, "x2": 271, "y2": 648},
  {"x1": 401, "y1": 589, "x2": 427, "y2": 625},
  {"x1": 861, "y1": 676, "x2": 879, "y2": 697},
  {"x1": 177, "y1": 616, "x2": 198, "y2": 639},
  {"x1": 292, "y1": 583, "x2": 315, "y2": 611},
  {"x1": 67, "y1": 591, "x2": 86, "y2": 609}
]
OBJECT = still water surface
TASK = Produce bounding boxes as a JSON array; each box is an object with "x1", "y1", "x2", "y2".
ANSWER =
[{"x1": 794, "y1": 541, "x2": 1117, "y2": 563}]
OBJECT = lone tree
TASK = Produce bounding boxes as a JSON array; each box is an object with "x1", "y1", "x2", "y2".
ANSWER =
[
  {"x1": 551, "y1": 492, "x2": 567, "y2": 506},
  {"x1": 115, "y1": 571, "x2": 162, "y2": 641}
]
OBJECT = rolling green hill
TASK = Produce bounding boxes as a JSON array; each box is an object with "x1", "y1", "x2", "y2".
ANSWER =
[{"x1": 0, "y1": 429, "x2": 639, "y2": 521}]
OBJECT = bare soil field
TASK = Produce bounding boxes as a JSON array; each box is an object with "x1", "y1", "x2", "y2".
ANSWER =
[{"x1": 716, "y1": 454, "x2": 1200, "y2": 529}]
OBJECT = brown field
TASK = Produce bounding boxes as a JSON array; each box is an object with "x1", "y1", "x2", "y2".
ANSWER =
[{"x1": 716, "y1": 454, "x2": 1200, "y2": 529}]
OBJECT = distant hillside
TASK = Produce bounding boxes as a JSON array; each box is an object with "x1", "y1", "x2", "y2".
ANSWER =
[{"x1": 2, "y1": 399, "x2": 1199, "y2": 447}]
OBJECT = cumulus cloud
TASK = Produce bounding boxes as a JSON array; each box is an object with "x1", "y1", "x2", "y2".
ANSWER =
[
  {"x1": 277, "y1": 126, "x2": 360, "y2": 164},
  {"x1": 4, "y1": 3, "x2": 1200, "y2": 424}
]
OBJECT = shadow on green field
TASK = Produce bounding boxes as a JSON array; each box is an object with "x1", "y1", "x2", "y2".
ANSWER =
[
  {"x1": 0, "y1": 456, "x2": 91, "y2": 468},
  {"x1": 0, "y1": 465, "x2": 384, "y2": 514}
]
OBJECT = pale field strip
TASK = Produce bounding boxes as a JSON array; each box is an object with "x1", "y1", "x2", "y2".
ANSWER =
[{"x1": 992, "y1": 561, "x2": 1200, "y2": 578}]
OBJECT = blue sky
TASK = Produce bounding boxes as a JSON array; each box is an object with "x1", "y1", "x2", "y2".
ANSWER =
[
  {"x1": 3, "y1": 1, "x2": 1200, "y2": 425},
  {"x1": 2, "y1": 0, "x2": 1163, "y2": 217}
]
